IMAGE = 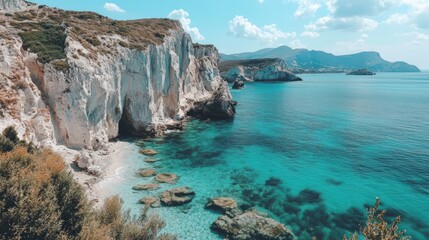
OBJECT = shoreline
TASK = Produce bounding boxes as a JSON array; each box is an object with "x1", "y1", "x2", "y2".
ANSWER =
[{"x1": 53, "y1": 141, "x2": 133, "y2": 207}]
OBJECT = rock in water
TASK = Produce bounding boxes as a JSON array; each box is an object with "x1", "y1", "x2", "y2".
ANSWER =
[
  {"x1": 139, "y1": 196, "x2": 161, "y2": 208},
  {"x1": 212, "y1": 210, "x2": 295, "y2": 240},
  {"x1": 155, "y1": 173, "x2": 178, "y2": 184},
  {"x1": 132, "y1": 183, "x2": 160, "y2": 191},
  {"x1": 188, "y1": 84, "x2": 236, "y2": 120},
  {"x1": 219, "y1": 58, "x2": 302, "y2": 82},
  {"x1": 206, "y1": 197, "x2": 238, "y2": 213},
  {"x1": 160, "y1": 187, "x2": 195, "y2": 206},
  {"x1": 346, "y1": 68, "x2": 376, "y2": 75},
  {"x1": 232, "y1": 80, "x2": 245, "y2": 89},
  {"x1": 138, "y1": 168, "x2": 157, "y2": 177},
  {"x1": 139, "y1": 149, "x2": 158, "y2": 156}
]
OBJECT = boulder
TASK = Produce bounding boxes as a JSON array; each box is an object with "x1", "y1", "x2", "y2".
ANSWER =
[
  {"x1": 206, "y1": 197, "x2": 238, "y2": 213},
  {"x1": 132, "y1": 183, "x2": 160, "y2": 191},
  {"x1": 232, "y1": 80, "x2": 245, "y2": 89},
  {"x1": 155, "y1": 173, "x2": 178, "y2": 184},
  {"x1": 139, "y1": 196, "x2": 161, "y2": 208},
  {"x1": 87, "y1": 165, "x2": 102, "y2": 177},
  {"x1": 160, "y1": 187, "x2": 195, "y2": 206},
  {"x1": 138, "y1": 168, "x2": 157, "y2": 177},
  {"x1": 188, "y1": 84, "x2": 236, "y2": 120},
  {"x1": 139, "y1": 149, "x2": 158, "y2": 156},
  {"x1": 212, "y1": 210, "x2": 295, "y2": 240},
  {"x1": 76, "y1": 149, "x2": 92, "y2": 169}
]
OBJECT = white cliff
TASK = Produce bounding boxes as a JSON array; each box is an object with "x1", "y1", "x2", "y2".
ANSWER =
[
  {"x1": 0, "y1": 6, "x2": 235, "y2": 158},
  {"x1": 0, "y1": 0, "x2": 34, "y2": 12},
  {"x1": 219, "y1": 58, "x2": 302, "y2": 82}
]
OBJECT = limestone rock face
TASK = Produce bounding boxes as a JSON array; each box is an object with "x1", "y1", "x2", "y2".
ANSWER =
[
  {"x1": 212, "y1": 210, "x2": 295, "y2": 240},
  {"x1": 0, "y1": 6, "x2": 235, "y2": 153},
  {"x1": 0, "y1": 0, "x2": 34, "y2": 12},
  {"x1": 219, "y1": 58, "x2": 302, "y2": 82}
]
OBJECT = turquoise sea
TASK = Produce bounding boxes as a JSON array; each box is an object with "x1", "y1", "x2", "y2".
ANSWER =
[{"x1": 106, "y1": 72, "x2": 429, "y2": 239}]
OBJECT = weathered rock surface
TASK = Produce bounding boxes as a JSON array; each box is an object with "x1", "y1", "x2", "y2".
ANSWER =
[
  {"x1": 132, "y1": 183, "x2": 160, "y2": 191},
  {"x1": 212, "y1": 210, "x2": 295, "y2": 240},
  {"x1": 0, "y1": 4, "x2": 235, "y2": 171},
  {"x1": 219, "y1": 58, "x2": 302, "y2": 82},
  {"x1": 206, "y1": 197, "x2": 238, "y2": 213},
  {"x1": 139, "y1": 196, "x2": 160, "y2": 208},
  {"x1": 138, "y1": 168, "x2": 157, "y2": 177},
  {"x1": 346, "y1": 68, "x2": 376, "y2": 75},
  {"x1": 155, "y1": 173, "x2": 178, "y2": 184},
  {"x1": 160, "y1": 187, "x2": 195, "y2": 206},
  {"x1": 187, "y1": 84, "x2": 236, "y2": 120},
  {"x1": 232, "y1": 80, "x2": 244, "y2": 90},
  {"x1": 0, "y1": 0, "x2": 34, "y2": 12},
  {"x1": 139, "y1": 149, "x2": 158, "y2": 156}
]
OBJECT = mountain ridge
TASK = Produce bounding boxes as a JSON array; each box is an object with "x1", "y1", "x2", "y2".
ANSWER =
[{"x1": 221, "y1": 46, "x2": 420, "y2": 73}]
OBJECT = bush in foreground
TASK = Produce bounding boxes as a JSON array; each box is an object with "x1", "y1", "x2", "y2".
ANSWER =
[
  {"x1": 344, "y1": 198, "x2": 410, "y2": 240},
  {"x1": 0, "y1": 126, "x2": 175, "y2": 240}
]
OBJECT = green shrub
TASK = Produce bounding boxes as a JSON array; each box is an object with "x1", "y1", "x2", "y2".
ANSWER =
[
  {"x1": 2, "y1": 126, "x2": 19, "y2": 143},
  {"x1": 0, "y1": 135, "x2": 14, "y2": 153},
  {"x1": 18, "y1": 22, "x2": 66, "y2": 64}
]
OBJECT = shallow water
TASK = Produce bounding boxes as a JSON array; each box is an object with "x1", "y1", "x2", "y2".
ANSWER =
[{"x1": 106, "y1": 72, "x2": 429, "y2": 239}]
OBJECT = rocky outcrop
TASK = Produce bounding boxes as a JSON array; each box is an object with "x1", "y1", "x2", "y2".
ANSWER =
[
  {"x1": 160, "y1": 187, "x2": 195, "y2": 206},
  {"x1": 347, "y1": 68, "x2": 375, "y2": 75},
  {"x1": 219, "y1": 58, "x2": 302, "y2": 82},
  {"x1": 232, "y1": 80, "x2": 244, "y2": 90},
  {"x1": 132, "y1": 183, "x2": 160, "y2": 191},
  {"x1": 187, "y1": 84, "x2": 236, "y2": 120},
  {"x1": 212, "y1": 210, "x2": 295, "y2": 240},
  {"x1": 0, "y1": 6, "x2": 235, "y2": 155},
  {"x1": 155, "y1": 173, "x2": 178, "y2": 184},
  {"x1": 206, "y1": 197, "x2": 238, "y2": 213}
]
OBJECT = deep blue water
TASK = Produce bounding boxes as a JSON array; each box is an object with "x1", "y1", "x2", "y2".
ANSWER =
[{"x1": 104, "y1": 72, "x2": 429, "y2": 239}]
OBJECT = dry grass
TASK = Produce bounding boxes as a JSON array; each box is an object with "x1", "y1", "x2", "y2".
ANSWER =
[
  {"x1": 7, "y1": 7, "x2": 181, "y2": 63},
  {"x1": 343, "y1": 198, "x2": 410, "y2": 240}
]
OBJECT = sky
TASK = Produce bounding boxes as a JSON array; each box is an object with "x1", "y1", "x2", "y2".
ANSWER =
[{"x1": 29, "y1": 0, "x2": 429, "y2": 69}]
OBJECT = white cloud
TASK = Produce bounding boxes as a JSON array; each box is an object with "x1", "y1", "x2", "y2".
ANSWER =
[
  {"x1": 168, "y1": 9, "x2": 205, "y2": 41},
  {"x1": 384, "y1": 13, "x2": 409, "y2": 24},
  {"x1": 332, "y1": 37, "x2": 368, "y2": 54},
  {"x1": 290, "y1": 39, "x2": 306, "y2": 48},
  {"x1": 294, "y1": 0, "x2": 321, "y2": 17},
  {"x1": 300, "y1": 31, "x2": 320, "y2": 38},
  {"x1": 415, "y1": 7, "x2": 429, "y2": 29},
  {"x1": 229, "y1": 16, "x2": 296, "y2": 43},
  {"x1": 103, "y1": 2, "x2": 125, "y2": 13},
  {"x1": 258, "y1": 0, "x2": 264, "y2": 3},
  {"x1": 327, "y1": 0, "x2": 393, "y2": 17},
  {"x1": 416, "y1": 32, "x2": 429, "y2": 40},
  {"x1": 306, "y1": 16, "x2": 378, "y2": 32}
]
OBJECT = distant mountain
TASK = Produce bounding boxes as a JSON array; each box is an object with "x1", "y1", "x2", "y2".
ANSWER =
[{"x1": 221, "y1": 46, "x2": 420, "y2": 73}]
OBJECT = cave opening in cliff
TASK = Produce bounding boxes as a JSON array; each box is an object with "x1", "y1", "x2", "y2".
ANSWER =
[{"x1": 118, "y1": 100, "x2": 134, "y2": 137}]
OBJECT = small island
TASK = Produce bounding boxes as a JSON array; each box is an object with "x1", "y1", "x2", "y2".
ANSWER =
[{"x1": 347, "y1": 69, "x2": 376, "y2": 75}]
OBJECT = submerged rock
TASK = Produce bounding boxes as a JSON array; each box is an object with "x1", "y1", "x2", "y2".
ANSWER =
[
  {"x1": 155, "y1": 173, "x2": 178, "y2": 184},
  {"x1": 232, "y1": 80, "x2": 245, "y2": 89},
  {"x1": 139, "y1": 149, "x2": 158, "y2": 156},
  {"x1": 144, "y1": 158, "x2": 158, "y2": 163},
  {"x1": 139, "y1": 196, "x2": 161, "y2": 208},
  {"x1": 212, "y1": 210, "x2": 295, "y2": 240},
  {"x1": 206, "y1": 197, "x2": 238, "y2": 213},
  {"x1": 160, "y1": 187, "x2": 195, "y2": 206},
  {"x1": 132, "y1": 183, "x2": 160, "y2": 191},
  {"x1": 138, "y1": 168, "x2": 157, "y2": 177}
]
